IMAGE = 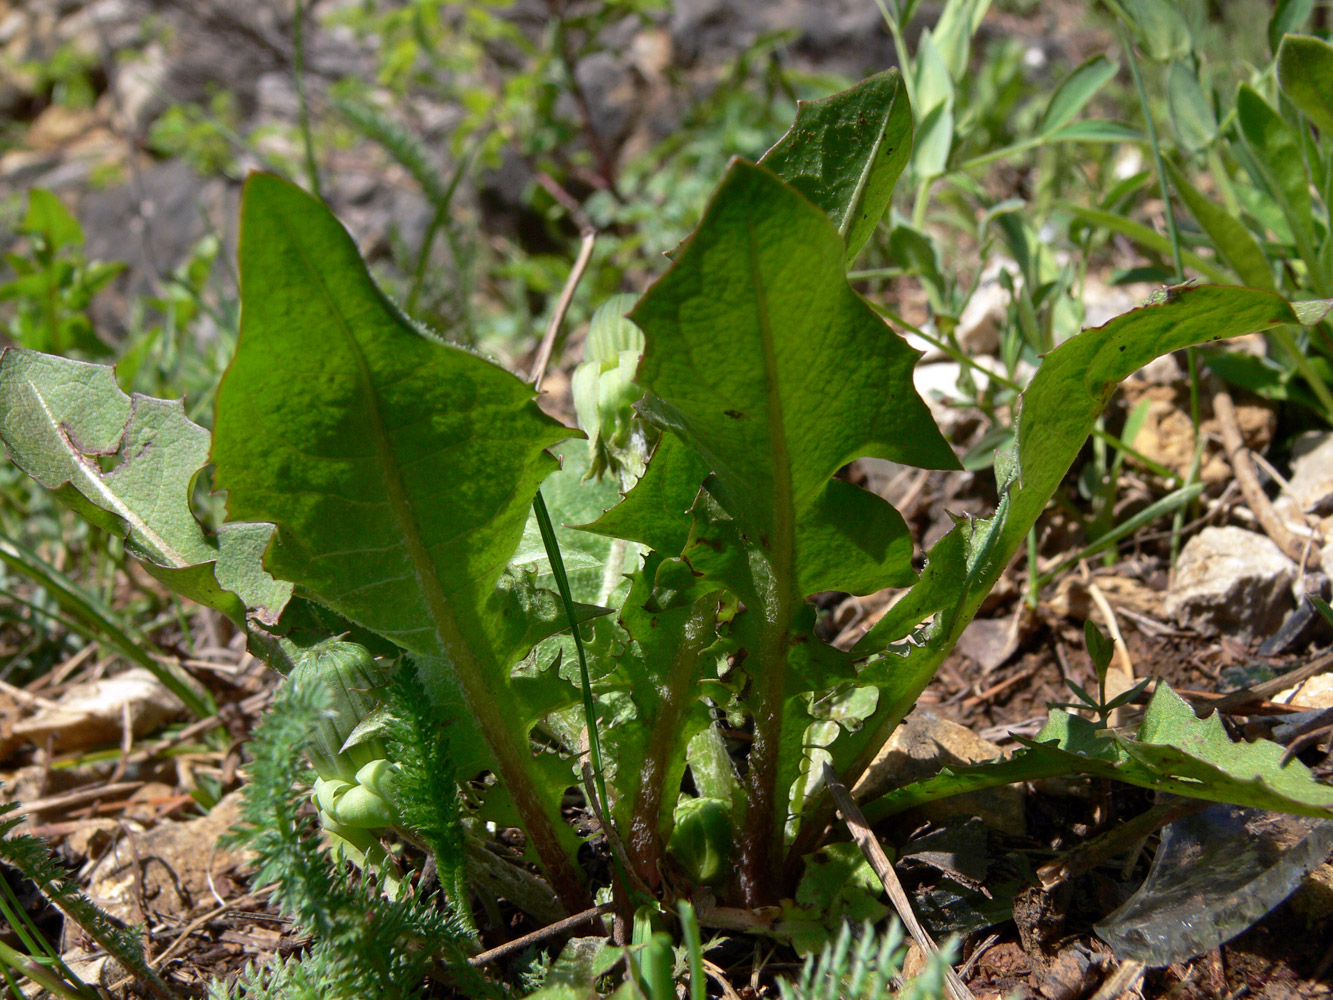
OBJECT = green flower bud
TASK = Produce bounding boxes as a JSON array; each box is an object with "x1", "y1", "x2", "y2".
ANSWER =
[
  {"x1": 668, "y1": 796, "x2": 731, "y2": 885},
  {"x1": 321, "y1": 815, "x2": 405, "y2": 899},
  {"x1": 287, "y1": 639, "x2": 388, "y2": 782},
  {"x1": 573, "y1": 294, "x2": 649, "y2": 481},
  {"x1": 314, "y1": 772, "x2": 400, "y2": 829},
  {"x1": 584, "y1": 292, "x2": 644, "y2": 364}
]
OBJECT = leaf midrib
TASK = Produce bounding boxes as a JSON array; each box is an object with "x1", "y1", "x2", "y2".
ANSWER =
[
  {"x1": 837, "y1": 90, "x2": 893, "y2": 243},
  {"x1": 276, "y1": 203, "x2": 476, "y2": 666}
]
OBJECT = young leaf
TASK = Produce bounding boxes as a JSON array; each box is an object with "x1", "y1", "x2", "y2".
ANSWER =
[
  {"x1": 580, "y1": 431, "x2": 708, "y2": 558},
  {"x1": 1164, "y1": 159, "x2": 1275, "y2": 291},
  {"x1": 1103, "y1": 675, "x2": 1153, "y2": 711},
  {"x1": 1084, "y1": 620, "x2": 1115, "y2": 690},
  {"x1": 760, "y1": 69, "x2": 913, "y2": 266},
  {"x1": 931, "y1": 0, "x2": 991, "y2": 79},
  {"x1": 1117, "y1": 0, "x2": 1192, "y2": 62},
  {"x1": 1269, "y1": 0, "x2": 1314, "y2": 52},
  {"x1": 19, "y1": 189, "x2": 83, "y2": 250},
  {"x1": 1277, "y1": 33, "x2": 1333, "y2": 136},
  {"x1": 213, "y1": 173, "x2": 589, "y2": 911},
  {"x1": 1039, "y1": 56, "x2": 1119, "y2": 136},
  {"x1": 1236, "y1": 84, "x2": 1315, "y2": 253},
  {"x1": 0, "y1": 349, "x2": 291, "y2": 628},
  {"x1": 1166, "y1": 59, "x2": 1218, "y2": 155}
]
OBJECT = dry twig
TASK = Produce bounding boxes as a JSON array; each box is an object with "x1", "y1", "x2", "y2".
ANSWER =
[
  {"x1": 820, "y1": 763, "x2": 972, "y2": 1000},
  {"x1": 1213, "y1": 389, "x2": 1319, "y2": 569}
]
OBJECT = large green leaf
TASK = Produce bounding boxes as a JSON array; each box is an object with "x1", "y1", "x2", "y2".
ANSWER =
[
  {"x1": 624, "y1": 159, "x2": 956, "y2": 899},
  {"x1": 1269, "y1": 0, "x2": 1314, "y2": 52},
  {"x1": 1236, "y1": 84, "x2": 1315, "y2": 255},
  {"x1": 1040, "y1": 56, "x2": 1119, "y2": 136},
  {"x1": 1164, "y1": 160, "x2": 1274, "y2": 291},
  {"x1": 1167, "y1": 60, "x2": 1218, "y2": 155},
  {"x1": 634, "y1": 160, "x2": 955, "y2": 607},
  {"x1": 212, "y1": 173, "x2": 589, "y2": 911},
  {"x1": 783, "y1": 286, "x2": 1333, "y2": 867},
  {"x1": 760, "y1": 69, "x2": 913, "y2": 266},
  {"x1": 0, "y1": 349, "x2": 291, "y2": 628}
]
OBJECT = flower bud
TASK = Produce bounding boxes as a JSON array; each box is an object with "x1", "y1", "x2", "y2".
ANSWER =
[
  {"x1": 573, "y1": 294, "x2": 648, "y2": 480},
  {"x1": 287, "y1": 639, "x2": 389, "y2": 783}
]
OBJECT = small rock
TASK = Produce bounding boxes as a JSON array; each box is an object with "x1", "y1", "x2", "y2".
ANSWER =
[
  {"x1": 1125, "y1": 383, "x2": 1276, "y2": 484},
  {"x1": 64, "y1": 818, "x2": 122, "y2": 859},
  {"x1": 1275, "y1": 433, "x2": 1333, "y2": 564},
  {"x1": 573, "y1": 50, "x2": 638, "y2": 153},
  {"x1": 111, "y1": 42, "x2": 171, "y2": 135},
  {"x1": 1164, "y1": 527, "x2": 1296, "y2": 641},
  {"x1": 1274, "y1": 671, "x2": 1333, "y2": 708},
  {"x1": 853, "y1": 710, "x2": 1026, "y2": 834}
]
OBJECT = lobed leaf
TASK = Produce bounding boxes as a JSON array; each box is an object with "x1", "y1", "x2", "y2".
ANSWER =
[
  {"x1": 623, "y1": 157, "x2": 957, "y2": 897},
  {"x1": 760, "y1": 69, "x2": 913, "y2": 266},
  {"x1": 0, "y1": 348, "x2": 291, "y2": 627},
  {"x1": 633, "y1": 159, "x2": 956, "y2": 607},
  {"x1": 866, "y1": 684, "x2": 1333, "y2": 822}
]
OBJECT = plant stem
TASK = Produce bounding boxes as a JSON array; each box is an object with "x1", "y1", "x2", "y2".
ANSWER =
[
  {"x1": 532, "y1": 492, "x2": 613, "y2": 844},
  {"x1": 0, "y1": 940, "x2": 98, "y2": 1000},
  {"x1": 292, "y1": 0, "x2": 321, "y2": 201},
  {"x1": 626, "y1": 599, "x2": 714, "y2": 890},
  {"x1": 1117, "y1": 18, "x2": 1183, "y2": 283},
  {"x1": 871, "y1": 0, "x2": 916, "y2": 111}
]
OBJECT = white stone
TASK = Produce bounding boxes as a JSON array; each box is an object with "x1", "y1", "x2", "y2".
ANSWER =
[
  {"x1": 954, "y1": 261, "x2": 1015, "y2": 356},
  {"x1": 1164, "y1": 526, "x2": 1297, "y2": 641},
  {"x1": 914, "y1": 361, "x2": 982, "y2": 436},
  {"x1": 1276, "y1": 431, "x2": 1333, "y2": 522}
]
